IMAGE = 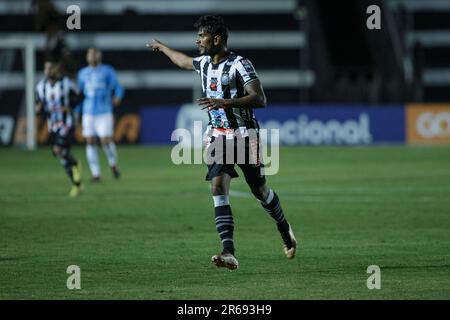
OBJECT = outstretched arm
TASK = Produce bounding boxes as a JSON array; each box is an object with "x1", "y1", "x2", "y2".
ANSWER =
[{"x1": 147, "y1": 39, "x2": 194, "y2": 70}]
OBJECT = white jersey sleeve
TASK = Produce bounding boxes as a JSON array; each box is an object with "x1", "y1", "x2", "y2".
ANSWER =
[{"x1": 235, "y1": 58, "x2": 259, "y2": 86}]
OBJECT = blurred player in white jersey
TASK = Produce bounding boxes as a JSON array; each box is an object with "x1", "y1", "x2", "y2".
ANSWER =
[{"x1": 35, "y1": 59, "x2": 83, "y2": 197}]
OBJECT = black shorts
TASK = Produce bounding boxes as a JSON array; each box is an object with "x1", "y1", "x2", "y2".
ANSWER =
[
  {"x1": 205, "y1": 133, "x2": 266, "y2": 187},
  {"x1": 49, "y1": 127, "x2": 74, "y2": 149}
]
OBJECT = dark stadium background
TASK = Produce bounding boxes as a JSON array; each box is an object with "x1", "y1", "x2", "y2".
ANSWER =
[
  {"x1": 1, "y1": 0, "x2": 449, "y2": 147},
  {"x1": 0, "y1": 0, "x2": 449, "y2": 302}
]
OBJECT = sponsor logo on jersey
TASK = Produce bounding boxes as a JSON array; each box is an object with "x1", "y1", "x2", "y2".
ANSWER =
[{"x1": 209, "y1": 77, "x2": 218, "y2": 91}]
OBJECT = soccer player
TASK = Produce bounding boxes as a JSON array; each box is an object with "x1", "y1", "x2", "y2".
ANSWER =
[
  {"x1": 148, "y1": 15, "x2": 297, "y2": 270},
  {"x1": 77, "y1": 48, "x2": 124, "y2": 182},
  {"x1": 35, "y1": 59, "x2": 83, "y2": 197}
]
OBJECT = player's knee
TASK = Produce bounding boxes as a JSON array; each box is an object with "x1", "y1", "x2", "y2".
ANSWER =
[
  {"x1": 86, "y1": 137, "x2": 95, "y2": 145},
  {"x1": 100, "y1": 137, "x2": 112, "y2": 145},
  {"x1": 52, "y1": 145, "x2": 62, "y2": 156},
  {"x1": 60, "y1": 147, "x2": 69, "y2": 158},
  {"x1": 210, "y1": 174, "x2": 231, "y2": 195},
  {"x1": 211, "y1": 179, "x2": 228, "y2": 196},
  {"x1": 211, "y1": 182, "x2": 228, "y2": 196}
]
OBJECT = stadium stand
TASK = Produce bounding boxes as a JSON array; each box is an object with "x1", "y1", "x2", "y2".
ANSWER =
[
  {"x1": 1, "y1": 0, "x2": 450, "y2": 147},
  {"x1": 1, "y1": 0, "x2": 450, "y2": 108},
  {"x1": 400, "y1": 0, "x2": 450, "y2": 102},
  {"x1": 0, "y1": 0, "x2": 310, "y2": 110}
]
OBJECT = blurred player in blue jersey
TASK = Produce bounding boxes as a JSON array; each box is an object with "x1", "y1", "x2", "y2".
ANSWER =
[
  {"x1": 36, "y1": 59, "x2": 83, "y2": 197},
  {"x1": 77, "y1": 48, "x2": 124, "y2": 182}
]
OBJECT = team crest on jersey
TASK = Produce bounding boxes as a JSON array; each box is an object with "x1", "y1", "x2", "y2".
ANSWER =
[
  {"x1": 221, "y1": 72, "x2": 230, "y2": 86},
  {"x1": 209, "y1": 77, "x2": 218, "y2": 91}
]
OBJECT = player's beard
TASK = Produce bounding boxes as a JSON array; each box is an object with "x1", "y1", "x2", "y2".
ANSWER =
[
  {"x1": 198, "y1": 44, "x2": 209, "y2": 55},
  {"x1": 205, "y1": 44, "x2": 220, "y2": 57}
]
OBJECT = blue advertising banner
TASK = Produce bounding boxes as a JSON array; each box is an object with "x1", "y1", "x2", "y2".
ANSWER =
[
  {"x1": 140, "y1": 105, "x2": 181, "y2": 144},
  {"x1": 140, "y1": 104, "x2": 406, "y2": 145},
  {"x1": 255, "y1": 104, "x2": 405, "y2": 145}
]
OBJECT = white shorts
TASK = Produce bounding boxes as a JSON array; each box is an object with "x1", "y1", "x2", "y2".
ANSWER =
[{"x1": 82, "y1": 113, "x2": 114, "y2": 138}]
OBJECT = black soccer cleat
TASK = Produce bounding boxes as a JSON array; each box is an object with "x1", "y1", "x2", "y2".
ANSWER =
[
  {"x1": 111, "y1": 165, "x2": 120, "y2": 179},
  {"x1": 90, "y1": 176, "x2": 101, "y2": 183}
]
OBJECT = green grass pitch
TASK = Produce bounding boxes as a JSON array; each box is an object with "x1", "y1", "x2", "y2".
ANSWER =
[{"x1": 0, "y1": 145, "x2": 449, "y2": 299}]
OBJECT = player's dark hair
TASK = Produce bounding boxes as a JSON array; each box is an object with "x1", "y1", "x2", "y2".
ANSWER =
[
  {"x1": 194, "y1": 15, "x2": 229, "y2": 43},
  {"x1": 44, "y1": 55, "x2": 59, "y2": 64}
]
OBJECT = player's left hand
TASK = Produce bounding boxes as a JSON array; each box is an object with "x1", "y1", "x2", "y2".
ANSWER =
[
  {"x1": 112, "y1": 96, "x2": 121, "y2": 107},
  {"x1": 35, "y1": 103, "x2": 43, "y2": 114},
  {"x1": 197, "y1": 97, "x2": 227, "y2": 110}
]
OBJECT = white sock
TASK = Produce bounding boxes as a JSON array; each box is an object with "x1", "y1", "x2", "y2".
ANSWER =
[
  {"x1": 86, "y1": 144, "x2": 100, "y2": 177},
  {"x1": 213, "y1": 195, "x2": 230, "y2": 207},
  {"x1": 102, "y1": 142, "x2": 118, "y2": 167}
]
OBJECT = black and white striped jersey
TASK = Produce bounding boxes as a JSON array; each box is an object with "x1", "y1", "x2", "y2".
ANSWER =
[
  {"x1": 193, "y1": 52, "x2": 261, "y2": 130},
  {"x1": 35, "y1": 77, "x2": 75, "y2": 133}
]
